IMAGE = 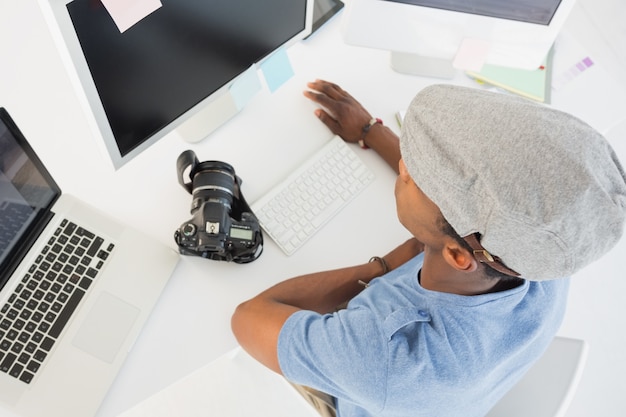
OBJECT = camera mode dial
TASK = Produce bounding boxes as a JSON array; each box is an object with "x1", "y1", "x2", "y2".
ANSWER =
[{"x1": 182, "y1": 223, "x2": 196, "y2": 237}]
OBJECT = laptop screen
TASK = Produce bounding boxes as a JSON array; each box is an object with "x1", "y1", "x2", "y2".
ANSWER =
[{"x1": 0, "y1": 108, "x2": 60, "y2": 288}]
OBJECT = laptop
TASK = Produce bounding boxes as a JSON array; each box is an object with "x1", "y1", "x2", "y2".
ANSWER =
[{"x1": 0, "y1": 108, "x2": 179, "y2": 417}]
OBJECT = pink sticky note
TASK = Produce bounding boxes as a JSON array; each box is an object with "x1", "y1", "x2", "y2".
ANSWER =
[
  {"x1": 102, "y1": 0, "x2": 162, "y2": 33},
  {"x1": 452, "y1": 38, "x2": 491, "y2": 72}
]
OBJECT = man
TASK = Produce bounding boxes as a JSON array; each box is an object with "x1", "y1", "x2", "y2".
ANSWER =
[{"x1": 231, "y1": 80, "x2": 626, "y2": 417}]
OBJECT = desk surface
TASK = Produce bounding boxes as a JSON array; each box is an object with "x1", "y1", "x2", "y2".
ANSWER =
[{"x1": 1, "y1": 1, "x2": 626, "y2": 417}]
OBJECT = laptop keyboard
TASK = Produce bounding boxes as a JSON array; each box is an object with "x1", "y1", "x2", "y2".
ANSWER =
[
  {"x1": 0, "y1": 219, "x2": 114, "y2": 384},
  {"x1": 252, "y1": 136, "x2": 374, "y2": 255}
]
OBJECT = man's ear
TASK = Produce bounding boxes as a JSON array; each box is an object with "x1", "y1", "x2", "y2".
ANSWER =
[{"x1": 442, "y1": 241, "x2": 479, "y2": 273}]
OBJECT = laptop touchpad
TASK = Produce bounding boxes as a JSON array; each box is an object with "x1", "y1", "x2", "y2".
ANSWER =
[{"x1": 72, "y1": 292, "x2": 140, "y2": 364}]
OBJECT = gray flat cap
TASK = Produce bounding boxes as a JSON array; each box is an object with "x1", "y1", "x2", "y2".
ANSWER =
[{"x1": 400, "y1": 84, "x2": 626, "y2": 280}]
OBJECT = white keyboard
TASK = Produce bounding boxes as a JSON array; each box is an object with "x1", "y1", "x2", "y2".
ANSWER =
[{"x1": 252, "y1": 136, "x2": 375, "y2": 255}]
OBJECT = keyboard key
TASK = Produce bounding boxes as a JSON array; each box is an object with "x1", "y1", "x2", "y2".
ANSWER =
[
  {"x1": 10, "y1": 342, "x2": 24, "y2": 354},
  {"x1": 26, "y1": 360, "x2": 40, "y2": 373},
  {"x1": 0, "y1": 340, "x2": 11, "y2": 351},
  {"x1": 79, "y1": 276, "x2": 92, "y2": 290},
  {"x1": 87, "y1": 237, "x2": 103, "y2": 256},
  {"x1": 77, "y1": 227, "x2": 94, "y2": 239},
  {"x1": 0, "y1": 352, "x2": 17, "y2": 373},
  {"x1": 40, "y1": 337, "x2": 55, "y2": 352},
  {"x1": 33, "y1": 350, "x2": 47, "y2": 363},
  {"x1": 63, "y1": 222, "x2": 77, "y2": 236},
  {"x1": 19, "y1": 371, "x2": 34, "y2": 384},
  {"x1": 49, "y1": 288, "x2": 85, "y2": 339},
  {"x1": 9, "y1": 363, "x2": 23, "y2": 378}
]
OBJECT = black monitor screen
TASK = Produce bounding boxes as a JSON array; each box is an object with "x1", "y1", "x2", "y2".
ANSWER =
[
  {"x1": 384, "y1": 0, "x2": 562, "y2": 25},
  {"x1": 67, "y1": 0, "x2": 307, "y2": 157}
]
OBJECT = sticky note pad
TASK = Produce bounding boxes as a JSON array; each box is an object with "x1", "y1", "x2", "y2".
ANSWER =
[
  {"x1": 260, "y1": 48, "x2": 295, "y2": 93},
  {"x1": 102, "y1": 0, "x2": 162, "y2": 33},
  {"x1": 466, "y1": 46, "x2": 554, "y2": 103},
  {"x1": 230, "y1": 66, "x2": 262, "y2": 110},
  {"x1": 453, "y1": 38, "x2": 491, "y2": 72}
]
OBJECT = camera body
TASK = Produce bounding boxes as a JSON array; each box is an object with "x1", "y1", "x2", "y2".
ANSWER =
[{"x1": 174, "y1": 150, "x2": 263, "y2": 263}]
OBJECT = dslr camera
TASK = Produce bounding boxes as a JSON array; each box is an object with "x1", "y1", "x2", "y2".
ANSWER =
[{"x1": 174, "y1": 150, "x2": 263, "y2": 263}]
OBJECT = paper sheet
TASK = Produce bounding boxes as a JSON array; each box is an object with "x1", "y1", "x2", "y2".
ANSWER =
[
  {"x1": 102, "y1": 0, "x2": 162, "y2": 33},
  {"x1": 453, "y1": 38, "x2": 491, "y2": 72},
  {"x1": 550, "y1": 32, "x2": 626, "y2": 134},
  {"x1": 116, "y1": 347, "x2": 320, "y2": 417}
]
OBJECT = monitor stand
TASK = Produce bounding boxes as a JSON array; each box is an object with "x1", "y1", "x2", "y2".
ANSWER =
[
  {"x1": 390, "y1": 51, "x2": 457, "y2": 79},
  {"x1": 176, "y1": 91, "x2": 241, "y2": 143}
]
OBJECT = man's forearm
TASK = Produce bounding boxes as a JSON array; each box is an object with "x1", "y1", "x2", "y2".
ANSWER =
[
  {"x1": 231, "y1": 239, "x2": 423, "y2": 373},
  {"x1": 252, "y1": 260, "x2": 384, "y2": 314},
  {"x1": 231, "y1": 260, "x2": 385, "y2": 373},
  {"x1": 361, "y1": 123, "x2": 402, "y2": 174}
]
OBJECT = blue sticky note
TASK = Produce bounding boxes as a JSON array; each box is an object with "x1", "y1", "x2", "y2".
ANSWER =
[
  {"x1": 230, "y1": 66, "x2": 262, "y2": 110},
  {"x1": 260, "y1": 48, "x2": 294, "y2": 93}
]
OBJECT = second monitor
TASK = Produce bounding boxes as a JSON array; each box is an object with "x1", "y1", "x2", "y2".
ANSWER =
[{"x1": 342, "y1": 0, "x2": 575, "y2": 78}]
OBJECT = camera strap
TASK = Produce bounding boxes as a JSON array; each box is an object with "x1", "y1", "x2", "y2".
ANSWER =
[
  {"x1": 176, "y1": 150, "x2": 200, "y2": 194},
  {"x1": 234, "y1": 175, "x2": 264, "y2": 263}
]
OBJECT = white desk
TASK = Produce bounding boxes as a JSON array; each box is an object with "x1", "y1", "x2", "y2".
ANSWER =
[{"x1": 1, "y1": 1, "x2": 626, "y2": 417}]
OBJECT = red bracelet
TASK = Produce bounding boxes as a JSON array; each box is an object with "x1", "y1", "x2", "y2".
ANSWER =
[{"x1": 358, "y1": 118, "x2": 383, "y2": 149}]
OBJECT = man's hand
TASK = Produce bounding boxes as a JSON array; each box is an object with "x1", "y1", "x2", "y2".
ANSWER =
[
  {"x1": 304, "y1": 79, "x2": 402, "y2": 173},
  {"x1": 303, "y1": 79, "x2": 373, "y2": 143}
]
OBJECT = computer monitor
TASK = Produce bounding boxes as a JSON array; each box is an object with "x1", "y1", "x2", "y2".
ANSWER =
[
  {"x1": 39, "y1": 0, "x2": 314, "y2": 169},
  {"x1": 342, "y1": 0, "x2": 575, "y2": 78}
]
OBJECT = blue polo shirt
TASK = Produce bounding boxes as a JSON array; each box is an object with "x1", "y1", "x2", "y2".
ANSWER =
[{"x1": 277, "y1": 253, "x2": 569, "y2": 417}]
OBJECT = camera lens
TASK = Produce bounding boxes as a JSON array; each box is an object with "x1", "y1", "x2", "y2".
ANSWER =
[{"x1": 190, "y1": 161, "x2": 236, "y2": 212}]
